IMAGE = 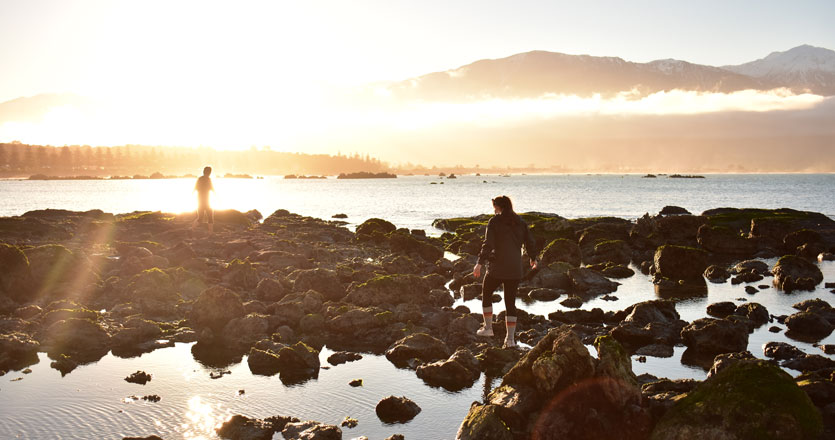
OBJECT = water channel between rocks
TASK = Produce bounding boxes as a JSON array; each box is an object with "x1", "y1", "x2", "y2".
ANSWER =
[{"x1": 1, "y1": 260, "x2": 834, "y2": 439}]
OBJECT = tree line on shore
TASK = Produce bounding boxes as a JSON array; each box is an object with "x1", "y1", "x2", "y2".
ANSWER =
[{"x1": 0, "y1": 142, "x2": 390, "y2": 177}]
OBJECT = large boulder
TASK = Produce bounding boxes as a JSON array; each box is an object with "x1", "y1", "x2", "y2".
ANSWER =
[
  {"x1": 222, "y1": 259, "x2": 259, "y2": 290},
  {"x1": 190, "y1": 286, "x2": 245, "y2": 332},
  {"x1": 773, "y1": 255, "x2": 823, "y2": 292},
  {"x1": 247, "y1": 347, "x2": 283, "y2": 376},
  {"x1": 654, "y1": 245, "x2": 707, "y2": 281},
  {"x1": 785, "y1": 311, "x2": 834, "y2": 340},
  {"x1": 650, "y1": 360, "x2": 822, "y2": 440},
  {"x1": 385, "y1": 332, "x2": 451, "y2": 367},
  {"x1": 540, "y1": 238, "x2": 582, "y2": 267},
  {"x1": 293, "y1": 268, "x2": 345, "y2": 301},
  {"x1": 680, "y1": 318, "x2": 749, "y2": 356},
  {"x1": 503, "y1": 326, "x2": 595, "y2": 395}
]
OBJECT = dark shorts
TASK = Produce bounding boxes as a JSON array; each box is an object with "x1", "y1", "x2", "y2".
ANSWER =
[{"x1": 197, "y1": 204, "x2": 213, "y2": 224}]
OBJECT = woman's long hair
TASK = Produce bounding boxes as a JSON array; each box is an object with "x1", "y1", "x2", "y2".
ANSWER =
[{"x1": 492, "y1": 195, "x2": 520, "y2": 224}]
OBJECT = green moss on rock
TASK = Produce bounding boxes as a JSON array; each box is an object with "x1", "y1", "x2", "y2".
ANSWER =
[{"x1": 651, "y1": 360, "x2": 822, "y2": 440}]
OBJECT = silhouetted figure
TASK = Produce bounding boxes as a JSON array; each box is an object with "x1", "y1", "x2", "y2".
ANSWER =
[
  {"x1": 192, "y1": 166, "x2": 215, "y2": 233},
  {"x1": 473, "y1": 195, "x2": 539, "y2": 348}
]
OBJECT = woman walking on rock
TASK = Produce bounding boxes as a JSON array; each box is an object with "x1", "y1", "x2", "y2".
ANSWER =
[{"x1": 473, "y1": 195, "x2": 539, "y2": 348}]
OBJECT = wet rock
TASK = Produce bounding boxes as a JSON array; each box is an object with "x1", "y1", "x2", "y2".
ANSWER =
[
  {"x1": 659, "y1": 206, "x2": 690, "y2": 216},
  {"x1": 123, "y1": 436, "x2": 164, "y2": 440},
  {"x1": 654, "y1": 244, "x2": 708, "y2": 282},
  {"x1": 190, "y1": 286, "x2": 245, "y2": 332},
  {"x1": 697, "y1": 224, "x2": 757, "y2": 255},
  {"x1": 376, "y1": 396, "x2": 421, "y2": 423},
  {"x1": 706, "y1": 351, "x2": 757, "y2": 378},
  {"x1": 601, "y1": 264, "x2": 635, "y2": 279},
  {"x1": 503, "y1": 326, "x2": 594, "y2": 393},
  {"x1": 734, "y1": 302, "x2": 769, "y2": 327},
  {"x1": 528, "y1": 288, "x2": 563, "y2": 301},
  {"x1": 455, "y1": 403, "x2": 513, "y2": 440},
  {"x1": 459, "y1": 283, "x2": 481, "y2": 301},
  {"x1": 255, "y1": 278, "x2": 286, "y2": 302},
  {"x1": 540, "y1": 238, "x2": 581, "y2": 267},
  {"x1": 223, "y1": 259, "x2": 259, "y2": 290},
  {"x1": 680, "y1": 318, "x2": 748, "y2": 356},
  {"x1": 785, "y1": 311, "x2": 834, "y2": 340},
  {"x1": 385, "y1": 435, "x2": 405, "y2": 440},
  {"x1": 222, "y1": 314, "x2": 270, "y2": 349},
  {"x1": 41, "y1": 318, "x2": 110, "y2": 363},
  {"x1": 13, "y1": 304, "x2": 42, "y2": 320},
  {"x1": 732, "y1": 259, "x2": 770, "y2": 275},
  {"x1": 485, "y1": 383, "x2": 540, "y2": 430},
  {"x1": 773, "y1": 255, "x2": 823, "y2": 292},
  {"x1": 731, "y1": 270, "x2": 764, "y2": 285},
  {"x1": 0, "y1": 242, "x2": 32, "y2": 302},
  {"x1": 125, "y1": 371, "x2": 152, "y2": 385},
  {"x1": 744, "y1": 285, "x2": 758, "y2": 294},
  {"x1": 277, "y1": 342, "x2": 320, "y2": 382},
  {"x1": 651, "y1": 360, "x2": 822, "y2": 439},
  {"x1": 111, "y1": 318, "x2": 163, "y2": 353},
  {"x1": 344, "y1": 274, "x2": 431, "y2": 307},
  {"x1": 416, "y1": 348, "x2": 480, "y2": 391},
  {"x1": 706, "y1": 301, "x2": 737, "y2": 318},
  {"x1": 634, "y1": 344, "x2": 674, "y2": 358},
  {"x1": 567, "y1": 267, "x2": 619, "y2": 296},
  {"x1": 247, "y1": 348, "x2": 282, "y2": 376},
  {"x1": 293, "y1": 268, "x2": 345, "y2": 301},
  {"x1": 25, "y1": 244, "x2": 99, "y2": 298},
  {"x1": 327, "y1": 351, "x2": 362, "y2": 365},
  {"x1": 217, "y1": 414, "x2": 299, "y2": 440},
  {"x1": 0, "y1": 333, "x2": 40, "y2": 371},
  {"x1": 798, "y1": 379, "x2": 835, "y2": 408},
  {"x1": 560, "y1": 296, "x2": 583, "y2": 308},
  {"x1": 528, "y1": 263, "x2": 572, "y2": 289},
  {"x1": 389, "y1": 230, "x2": 445, "y2": 263},
  {"x1": 820, "y1": 344, "x2": 835, "y2": 355},
  {"x1": 476, "y1": 346, "x2": 523, "y2": 375},
  {"x1": 385, "y1": 333, "x2": 451, "y2": 368},
  {"x1": 349, "y1": 379, "x2": 362, "y2": 387},
  {"x1": 594, "y1": 335, "x2": 641, "y2": 406},
  {"x1": 340, "y1": 416, "x2": 357, "y2": 428},
  {"x1": 783, "y1": 354, "x2": 835, "y2": 372},
  {"x1": 763, "y1": 341, "x2": 805, "y2": 360},
  {"x1": 611, "y1": 300, "x2": 686, "y2": 349},
  {"x1": 588, "y1": 239, "x2": 631, "y2": 265}
]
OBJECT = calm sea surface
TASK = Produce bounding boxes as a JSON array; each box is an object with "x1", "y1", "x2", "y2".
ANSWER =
[
  {"x1": 1, "y1": 174, "x2": 834, "y2": 439},
  {"x1": 1, "y1": 174, "x2": 834, "y2": 232}
]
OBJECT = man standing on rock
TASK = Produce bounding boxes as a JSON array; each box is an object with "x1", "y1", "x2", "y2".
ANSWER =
[
  {"x1": 473, "y1": 195, "x2": 539, "y2": 348},
  {"x1": 192, "y1": 166, "x2": 215, "y2": 233}
]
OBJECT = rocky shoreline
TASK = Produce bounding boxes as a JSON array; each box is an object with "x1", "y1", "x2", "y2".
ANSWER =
[{"x1": 1, "y1": 206, "x2": 834, "y2": 439}]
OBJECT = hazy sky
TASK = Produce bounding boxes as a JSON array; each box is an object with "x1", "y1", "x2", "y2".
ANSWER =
[
  {"x1": 2, "y1": 0, "x2": 833, "y2": 102},
  {"x1": 0, "y1": 0, "x2": 833, "y2": 168}
]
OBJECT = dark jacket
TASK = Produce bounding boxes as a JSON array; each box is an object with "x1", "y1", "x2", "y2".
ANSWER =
[{"x1": 477, "y1": 212, "x2": 539, "y2": 280}]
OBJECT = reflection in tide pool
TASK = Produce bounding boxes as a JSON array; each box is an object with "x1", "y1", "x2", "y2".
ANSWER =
[{"x1": 183, "y1": 396, "x2": 228, "y2": 440}]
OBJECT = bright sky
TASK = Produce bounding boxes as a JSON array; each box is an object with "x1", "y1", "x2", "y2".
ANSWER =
[{"x1": 0, "y1": 0, "x2": 833, "y2": 154}]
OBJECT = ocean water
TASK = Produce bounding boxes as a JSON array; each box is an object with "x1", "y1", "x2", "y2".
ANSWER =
[
  {"x1": 1, "y1": 174, "x2": 834, "y2": 233},
  {"x1": 1, "y1": 173, "x2": 834, "y2": 439}
]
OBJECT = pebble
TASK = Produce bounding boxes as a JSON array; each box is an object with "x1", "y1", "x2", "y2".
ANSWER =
[
  {"x1": 341, "y1": 416, "x2": 358, "y2": 428},
  {"x1": 349, "y1": 379, "x2": 363, "y2": 387},
  {"x1": 758, "y1": 285, "x2": 770, "y2": 289},
  {"x1": 745, "y1": 286, "x2": 758, "y2": 294},
  {"x1": 636, "y1": 356, "x2": 647, "y2": 363},
  {"x1": 768, "y1": 326, "x2": 781, "y2": 333}
]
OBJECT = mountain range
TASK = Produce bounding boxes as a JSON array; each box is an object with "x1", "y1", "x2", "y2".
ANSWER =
[{"x1": 386, "y1": 44, "x2": 835, "y2": 100}]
